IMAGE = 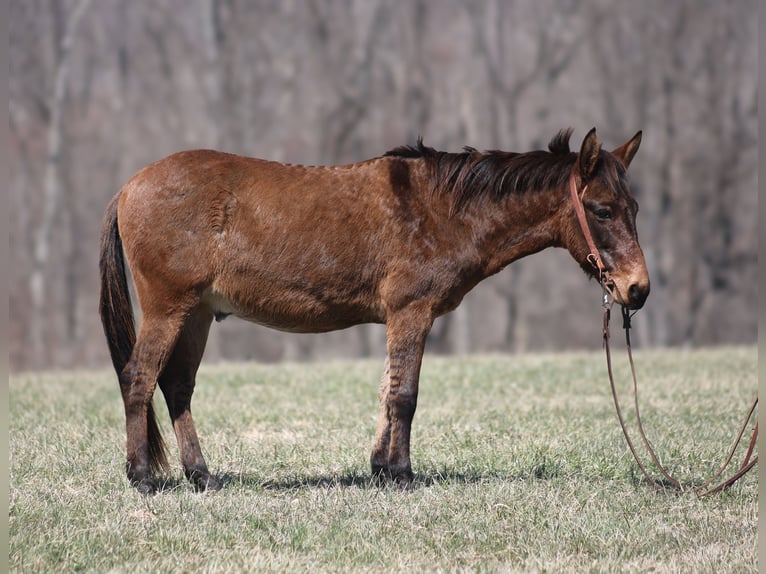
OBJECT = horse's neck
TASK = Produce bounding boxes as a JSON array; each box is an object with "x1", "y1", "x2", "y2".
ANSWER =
[
  {"x1": 469, "y1": 186, "x2": 566, "y2": 277},
  {"x1": 399, "y1": 157, "x2": 567, "y2": 277}
]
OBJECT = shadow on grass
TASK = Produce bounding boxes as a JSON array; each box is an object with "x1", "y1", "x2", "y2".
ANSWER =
[
  {"x1": 146, "y1": 468, "x2": 717, "y2": 497},
  {"x1": 147, "y1": 460, "x2": 697, "y2": 494},
  {"x1": 213, "y1": 467, "x2": 571, "y2": 492}
]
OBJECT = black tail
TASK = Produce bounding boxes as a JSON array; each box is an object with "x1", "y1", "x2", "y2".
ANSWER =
[{"x1": 99, "y1": 193, "x2": 169, "y2": 476}]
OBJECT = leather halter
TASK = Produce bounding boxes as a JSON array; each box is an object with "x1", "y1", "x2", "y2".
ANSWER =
[{"x1": 568, "y1": 170, "x2": 607, "y2": 284}]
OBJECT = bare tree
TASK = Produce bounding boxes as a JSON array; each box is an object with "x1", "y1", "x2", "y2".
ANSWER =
[
  {"x1": 7, "y1": 0, "x2": 758, "y2": 371},
  {"x1": 454, "y1": 0, "x2": 587, "y2": 353},
  {"x1": 28, "y1": 0, "x2": 91, "y2": 366}
]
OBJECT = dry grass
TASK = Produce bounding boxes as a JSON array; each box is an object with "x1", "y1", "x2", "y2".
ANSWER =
[{"x1": 10, "y1": 346, "x2": 757, "y2": 573}]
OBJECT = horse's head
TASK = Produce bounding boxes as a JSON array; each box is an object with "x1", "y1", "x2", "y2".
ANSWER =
[{"x1": 567, "y1": 128, "x2": 649, "y2": 310}]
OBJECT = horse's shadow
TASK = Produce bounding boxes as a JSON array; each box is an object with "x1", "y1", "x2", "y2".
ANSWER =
[
  {"x1": 151, "y1": 469, "x2": 514, "y2": 493},
  {"x1": 150, "y1": 465, "x2": 698, "y2": 494},
  {"x1": 225, "y1": 470, "x2": 509, "y2": 491}
]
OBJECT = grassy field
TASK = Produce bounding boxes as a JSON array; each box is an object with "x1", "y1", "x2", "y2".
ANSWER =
[{"x1": 10, "y1": 346, "x2": 757, "y2": 573}]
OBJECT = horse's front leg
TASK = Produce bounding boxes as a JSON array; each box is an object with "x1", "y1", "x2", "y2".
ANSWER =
[
  {"x1": 370, "y1": 358, "x2": 391, "y2": 480},
  {"x1": 371, "y1": 303, "x2": 432, "y2": 487}
]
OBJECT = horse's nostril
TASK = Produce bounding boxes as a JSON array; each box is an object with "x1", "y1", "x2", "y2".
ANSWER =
[{"x1": 628, "y1": 283, "x2": 648, "y2": 309}]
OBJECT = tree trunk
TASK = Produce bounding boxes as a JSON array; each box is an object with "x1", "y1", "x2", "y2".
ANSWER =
[{"x1": 29, "y1": 0, "x2": 91, "y2": 367}]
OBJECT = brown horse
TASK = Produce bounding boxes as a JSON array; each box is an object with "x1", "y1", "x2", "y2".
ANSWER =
[{"x1": 99, "y1": 127, "x2": 648, "y2": 494}]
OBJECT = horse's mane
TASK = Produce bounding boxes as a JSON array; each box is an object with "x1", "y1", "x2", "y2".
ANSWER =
[{"x1": 385, "y1": 128, "x2": 578, "y2": 211}]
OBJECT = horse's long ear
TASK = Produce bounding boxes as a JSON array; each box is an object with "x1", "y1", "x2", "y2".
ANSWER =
[
  {"x1": 578, "y1": 127, "x2": 601, "y2": 180},
  {"x1": 612, "y1": 131, "x2": 642, "y2": 169}
]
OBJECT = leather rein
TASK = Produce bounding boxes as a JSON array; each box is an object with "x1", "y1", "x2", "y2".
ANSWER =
[{"x1": 569, "y1": 170, "x2": 758, "y2": 496}]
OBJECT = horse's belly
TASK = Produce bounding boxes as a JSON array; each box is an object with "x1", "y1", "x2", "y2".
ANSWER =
[{"x1": 200, "y1": 284, "x2": 383, "y2": 333}]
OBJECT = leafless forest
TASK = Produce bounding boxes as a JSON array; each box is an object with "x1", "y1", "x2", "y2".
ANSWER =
[{"x1": 9, "y1": 0, "x2": 757, "y2": 371}]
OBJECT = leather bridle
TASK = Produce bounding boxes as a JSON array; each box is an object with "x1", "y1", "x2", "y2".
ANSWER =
[
  {"x1": 568, "y1": 171, "x2": 607, "y2": 284},
  {"x1": 569, "y1": 167, "x2": 758, "y2": 496}
]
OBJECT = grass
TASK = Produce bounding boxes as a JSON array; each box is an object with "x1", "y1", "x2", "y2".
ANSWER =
[{"x1": 10, "y1": 346, "x2": 757, "y2": 573}]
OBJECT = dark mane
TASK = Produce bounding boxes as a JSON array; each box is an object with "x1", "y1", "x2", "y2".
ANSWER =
[{"x1": 385, "y1": 129, "x2": 577, "y2": 212}]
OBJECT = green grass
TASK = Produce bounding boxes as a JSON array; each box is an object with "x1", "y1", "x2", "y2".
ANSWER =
[{"x1": 10, "y1": 347, "x2": 757, "y2": 573}]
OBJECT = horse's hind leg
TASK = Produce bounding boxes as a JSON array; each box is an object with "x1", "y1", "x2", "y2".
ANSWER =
[
  {"x1": 158, "y1": 306, "x2": 220, "y2": 492},
  {"x1": 121, "y1": 312, "x2": 186, "y2": 495}
]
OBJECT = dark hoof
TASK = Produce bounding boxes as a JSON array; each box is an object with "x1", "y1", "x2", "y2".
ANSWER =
[
  {"x1": 391, "y1": 471, "x2": 414, "y2": 490},
  {"x1": 372, "y1": 464, "x2": 413, "y2": 489},
  {"x1": 187, "y1": 469, "x2": 222, "y2": 492},
  {"x1": 196, "y1": 475, "x2": 222, "y2": 492},
  {"x1": 371, "y1": 464, "x2": 390, "y2": 486},
  {"x1": 132, "y1": 477, "x2": 159, "y2": 496},
  {"x1": 127, "y1": 465, "x2": 158, "y2": 495}
]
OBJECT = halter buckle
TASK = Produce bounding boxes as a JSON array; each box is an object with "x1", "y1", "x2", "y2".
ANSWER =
[{"x1": 600, "y1": 275, "x2": 612, "y2": 309}]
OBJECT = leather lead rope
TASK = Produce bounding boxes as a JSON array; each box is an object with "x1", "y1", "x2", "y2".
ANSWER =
[
  {"x1": 570, "y1": 168, "x2": 758, "y2": 495},
  {"x1": 603, "y1": 302, "x2": 758, "y2": 496}
]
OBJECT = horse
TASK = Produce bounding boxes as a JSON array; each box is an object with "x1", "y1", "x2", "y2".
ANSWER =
[{"x1": 99, "y1": 127, "x2": 649, "y2": 494}]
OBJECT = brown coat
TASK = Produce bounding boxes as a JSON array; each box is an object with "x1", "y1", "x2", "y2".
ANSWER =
[{"x1": 100, "y1": 128, "x2": 648, "y2": 493}]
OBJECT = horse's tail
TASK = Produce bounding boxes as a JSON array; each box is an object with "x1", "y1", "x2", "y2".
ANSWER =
[{"x1": 99, "y1": 192, "x2": 169, "y2": 476}]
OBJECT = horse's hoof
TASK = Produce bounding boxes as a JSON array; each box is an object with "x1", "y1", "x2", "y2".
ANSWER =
[
  {"x1": 392, "y1": 474, "x2": 414, "y2": 490},
  {"x1": 196, "y1": 474, "x2": 222, "y2": 492},
  {"x1": 187, "y1": 468, "x2": 222, "y2": 492},
  {"x1": 372, "y1": 462, "x2": 413, "y2": 489},
  {"x1": 371, "y1": 463, "x2": 390, "y2": 483},
  {"x1": 133, "y1": 477, "x2": 159, "y2": 496}
]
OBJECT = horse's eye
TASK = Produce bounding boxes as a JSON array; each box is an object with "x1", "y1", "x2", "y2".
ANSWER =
[{"x1": 593, "y1": 207, "x2": 612, "y2": 220}]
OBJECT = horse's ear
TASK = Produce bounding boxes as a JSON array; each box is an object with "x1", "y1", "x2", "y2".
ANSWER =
[
  {"x1": 612, "y1": 131, "x2": 642, "y2": 169},
  {"x1": 578, "y1": 127, "x2": 601, "y2": 180}
]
